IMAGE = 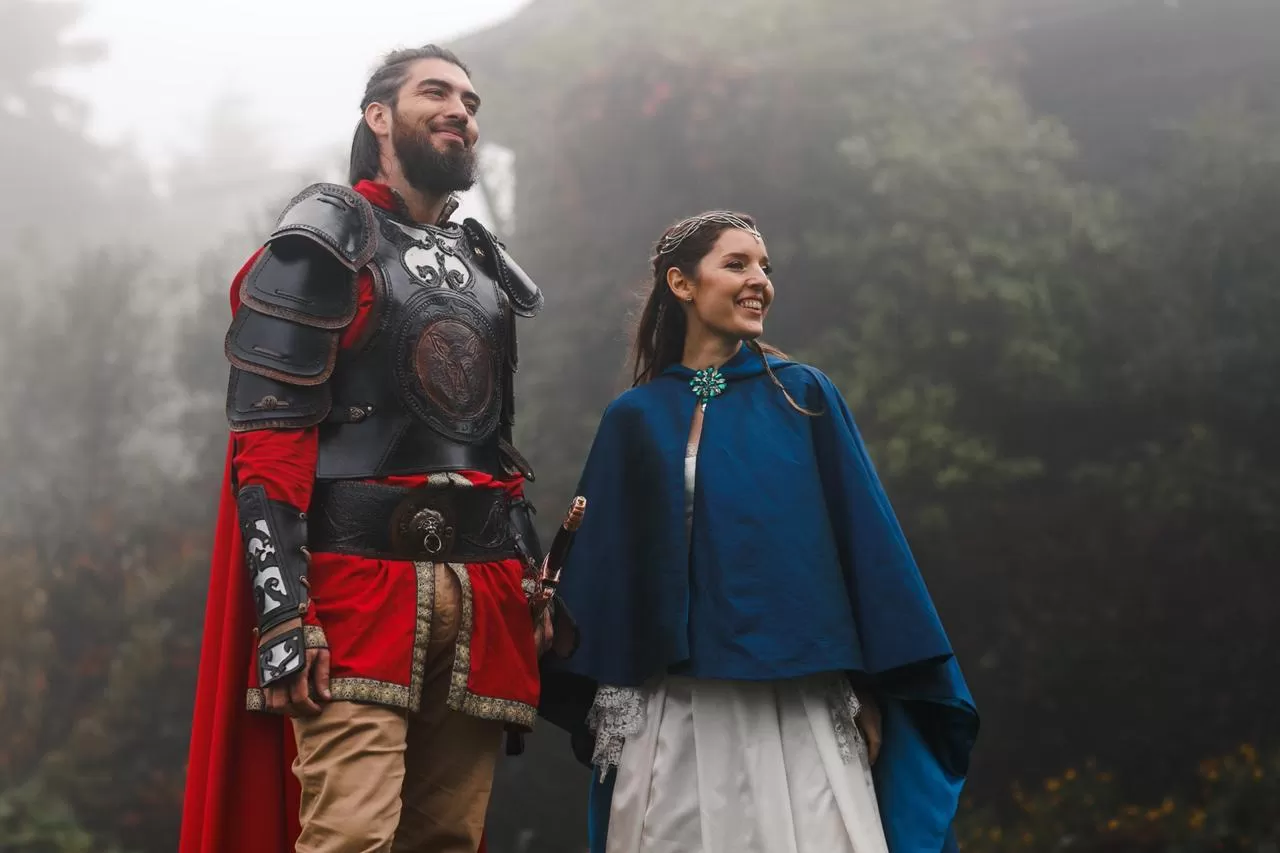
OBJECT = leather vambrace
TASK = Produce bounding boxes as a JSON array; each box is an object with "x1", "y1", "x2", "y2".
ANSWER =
[{"x1": 236, "y1": 484, "x2": 310, "y2": 688}]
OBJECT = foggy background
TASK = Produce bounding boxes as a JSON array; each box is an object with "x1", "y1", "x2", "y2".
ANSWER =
[{"x1": 2, "y1": 0, "x2": 1278, "y2": 850}]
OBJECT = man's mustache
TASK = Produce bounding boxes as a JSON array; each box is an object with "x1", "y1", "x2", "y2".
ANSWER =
[{"x1": 429, "y1": 120, "x2": 471, "y2": 144}]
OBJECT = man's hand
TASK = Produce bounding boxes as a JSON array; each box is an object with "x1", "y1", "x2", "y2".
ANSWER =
[
  {"x1": 533, "y1": 603, "x2": 555, "y2": 657},
  {"x1": 260, "y1": 618, "x2": 331, "y2": 717},
  {"x1": 856, "y1": 690, "x2": 882, "y2": 765}
]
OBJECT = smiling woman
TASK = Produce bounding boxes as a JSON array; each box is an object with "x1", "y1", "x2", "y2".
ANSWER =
[{"x1": 543, "y1": 210, "x2": 981, "y2": 853}]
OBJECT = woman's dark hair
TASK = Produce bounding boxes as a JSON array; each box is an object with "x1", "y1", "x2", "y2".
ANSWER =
[
  {"x1": 630, "y1": 211, "x2": 816, "y2": 414},
  {"x1": 348, "y1": 44, "x2": 471, "y2": 185}
]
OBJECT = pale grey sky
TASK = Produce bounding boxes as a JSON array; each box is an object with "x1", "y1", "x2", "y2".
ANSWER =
[{"x1": 59, "y1": 0, "x2": 531, "y2": 168}]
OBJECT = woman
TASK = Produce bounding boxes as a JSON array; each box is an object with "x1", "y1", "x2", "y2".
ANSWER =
[{"x1": 548, "y1": 211, "x2": 979, "y2": 853}]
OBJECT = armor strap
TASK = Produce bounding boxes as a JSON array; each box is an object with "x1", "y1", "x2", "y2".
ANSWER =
[
  {"x1": 257, "y1": 626, "x2": 306, "y2": 689},
  {"x1": 236, "y1": 485, "x2": 310, "y2": 638},
  {"x1": 509, "y1": 496, "x2": 543, "y2": 573}
]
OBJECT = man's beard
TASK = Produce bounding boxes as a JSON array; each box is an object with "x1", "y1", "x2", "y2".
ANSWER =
[{"x1": 391, "y1": 113, "x2": 478, "y2": 196}]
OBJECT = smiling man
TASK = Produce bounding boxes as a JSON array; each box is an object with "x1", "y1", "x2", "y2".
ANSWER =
[{"x1": 179, "y1": 45, "x2": 568, "y2": 853}]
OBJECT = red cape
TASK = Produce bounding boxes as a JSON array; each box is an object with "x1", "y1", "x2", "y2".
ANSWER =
[
  {"x1": 178, "y1": 443, "x2": 490, "y2": 852},
  {"x1": 179, "y1": 442, "x2": 301, "y2": 853}
]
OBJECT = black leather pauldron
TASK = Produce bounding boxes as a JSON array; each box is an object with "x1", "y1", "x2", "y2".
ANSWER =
[
  {"x1": 236, "y1": 484, "x2": 310, "y2": 688},
  {"x1": 224, "y1": 183, "x2": 376, "y2": 432},
  {"x1": 462, "y1": 218, "x2": 544, "y2": 318}
]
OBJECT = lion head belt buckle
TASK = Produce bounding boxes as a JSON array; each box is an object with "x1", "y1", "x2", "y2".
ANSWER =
[{"x1": 390, "y1": 488, "x2": 458, "y2": 558}]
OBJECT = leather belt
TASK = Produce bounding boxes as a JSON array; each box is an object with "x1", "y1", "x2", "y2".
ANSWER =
[{"x1": 308, "y1": 481, "x2": 520, "y2": 562}]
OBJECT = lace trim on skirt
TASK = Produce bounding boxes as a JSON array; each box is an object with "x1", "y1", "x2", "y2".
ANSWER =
[{"x1": 586, "y1": 676, "x2": 869, "y2": 772}]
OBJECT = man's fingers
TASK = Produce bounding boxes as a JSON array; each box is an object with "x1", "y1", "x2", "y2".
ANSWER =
[
  {"x1": 311, "y1": 648, "x2": 332, "y2": 701},
  {"x1": 282, "y1": 653, "x2": 320, "y2": 712},
  {"x1": 265, "y1": 686, "x2": 287, "y2": 714},
  {"x1": 289, "y1": 659, "x2": 322, "y2": 717}
]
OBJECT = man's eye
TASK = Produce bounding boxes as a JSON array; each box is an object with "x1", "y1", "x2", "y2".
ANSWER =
[{"x1": 762, "y1": 266, "x2": 773, "y2": 275}]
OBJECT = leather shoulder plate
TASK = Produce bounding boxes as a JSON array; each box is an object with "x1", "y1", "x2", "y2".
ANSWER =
[
  {"x1": 239, "y1": 183, "x2": 373, "y2": 329},
  {"x1": 225, "y1": 306, "x2": 339, "y2": 385},
  {"x1": 462, "y1": 218, "x2": 544, "y2": 318},
  {"x1": 272, "y1": 182, "x2": 377, "y2": 269},
  {"x1": 239, "y1": 242, "x2": 360, "y2": 329},
  {"x1": 226, "y1": 366, "x2": 332, "y2": 431}
]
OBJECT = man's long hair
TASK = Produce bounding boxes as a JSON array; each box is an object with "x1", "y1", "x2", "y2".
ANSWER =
[{"x1": 348, "y1": 45, "x2": 471, "y2": 185}]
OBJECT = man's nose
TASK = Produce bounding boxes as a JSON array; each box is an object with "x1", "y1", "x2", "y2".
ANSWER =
[{"x1": 441, "y1": 95, "x2": 470, "y2": 124}]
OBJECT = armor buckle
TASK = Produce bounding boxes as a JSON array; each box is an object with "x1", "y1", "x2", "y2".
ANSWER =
[{"x1": 390, "y1": 487, "x2": 459, "y2": 558}]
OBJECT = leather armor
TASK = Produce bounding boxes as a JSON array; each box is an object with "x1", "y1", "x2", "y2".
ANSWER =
[
  {"x1": 236, "y1": 484, "x2": 310, "y2": 687},
  {"x1": 225, "y1": 182, "x2": 542, "y2": 481},
  {"x1": 224, "y1": 183, "x2": 547, "y2": 662}
]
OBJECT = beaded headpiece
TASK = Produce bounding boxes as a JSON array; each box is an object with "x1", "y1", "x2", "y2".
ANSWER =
[{"x1": 654, "y1": 211, "x2": 762, "y2": 263}]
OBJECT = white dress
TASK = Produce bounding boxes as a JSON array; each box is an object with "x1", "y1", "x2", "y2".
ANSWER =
[{"x1": 585, "y1": 433, "x2": 891, "y2": 853}]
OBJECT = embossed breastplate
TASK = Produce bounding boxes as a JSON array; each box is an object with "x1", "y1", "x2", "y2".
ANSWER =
[{"x1": 315, "y1": 208, "x2": 514, "y2": 481}]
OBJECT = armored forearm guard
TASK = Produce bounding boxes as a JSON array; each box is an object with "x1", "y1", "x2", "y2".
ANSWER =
[{"x1": 236, "y1": 484, "x2": 310, "y2": 688}]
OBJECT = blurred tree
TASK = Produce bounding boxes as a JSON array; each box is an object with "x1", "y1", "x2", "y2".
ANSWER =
[
  {"x1": 2, "y1": 0, "x2": 1278, "y2": 849},
  {"x1": 0, "y1": 0, "x2": 154, "y2": 262},
  {"x1": 450, "y1": 0, "x2": 1280, "y2": 836},
  {"x1": 0, "y1": 781, "x2": 131, "y2": 853}
]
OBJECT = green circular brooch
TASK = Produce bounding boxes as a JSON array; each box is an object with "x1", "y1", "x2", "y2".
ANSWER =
[{"x1": 690, "y1": 366, "x2": 727, "y2": 407}]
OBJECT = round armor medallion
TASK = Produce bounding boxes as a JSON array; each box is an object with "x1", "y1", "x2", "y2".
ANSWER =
[
  {"x1": 413, "y1": 318, "x2": 494, "y2": 419},
  {"x1": 394, "y1": 288, "x2": 503, "y2": 444}
]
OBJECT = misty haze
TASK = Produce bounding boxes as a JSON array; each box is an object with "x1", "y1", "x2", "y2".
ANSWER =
[{"x1": 1, "y1": 0, "x2": 1278, "y2": 851}]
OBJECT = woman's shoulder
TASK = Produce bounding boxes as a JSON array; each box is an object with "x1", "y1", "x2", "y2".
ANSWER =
[
  {"x1": 596, "y1": 379, "x2": 676, "y2": 424},
  {"x1": 769, "y1": 358, "x2": 841, "y2": 398}
]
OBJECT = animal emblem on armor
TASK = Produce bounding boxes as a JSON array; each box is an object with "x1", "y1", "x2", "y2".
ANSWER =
[
  {"x1": 414, "y1": 318, "x2": 492, "y2": 418},
  {"x1": 393, "y1": 286, "x2": 504, "y2": 445}
]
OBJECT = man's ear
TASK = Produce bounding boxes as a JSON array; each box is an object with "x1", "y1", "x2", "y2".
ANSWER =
[{"x1": 364, "y1": 101, "x2": 391, "y2": 139}]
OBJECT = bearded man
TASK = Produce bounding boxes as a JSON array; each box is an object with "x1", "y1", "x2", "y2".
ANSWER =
[{"x1": 179, "y1": 44, "x2": 565, "y2": 853}]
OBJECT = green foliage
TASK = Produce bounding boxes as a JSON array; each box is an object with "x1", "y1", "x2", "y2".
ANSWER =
[
  {"x1": 0, "y1": 0, "x2": 1277, "y2": 851},
  {"x1": 956, "y1": 744, "x2": 1280, "y2": 853},
  {"x1": 0, "y1": 782, "x2": 131, "y2": 853},
  {"x1": 456, "y1": 0, "x2": 1280, "y2": 836}
]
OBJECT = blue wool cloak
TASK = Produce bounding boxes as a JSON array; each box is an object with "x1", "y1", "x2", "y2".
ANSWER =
[{"x1": 548, "y1": 345, "x2": 979, "y2": 853}]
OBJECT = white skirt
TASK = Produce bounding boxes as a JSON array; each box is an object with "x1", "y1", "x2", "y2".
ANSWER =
[{"x1": 600, "y1": 675, "x2": 891, "y2": 853}]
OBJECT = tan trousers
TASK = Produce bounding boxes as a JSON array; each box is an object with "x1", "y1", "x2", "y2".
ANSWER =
[{"x1": 290, "y1": 563, "x2": 505, "y2": 853}]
